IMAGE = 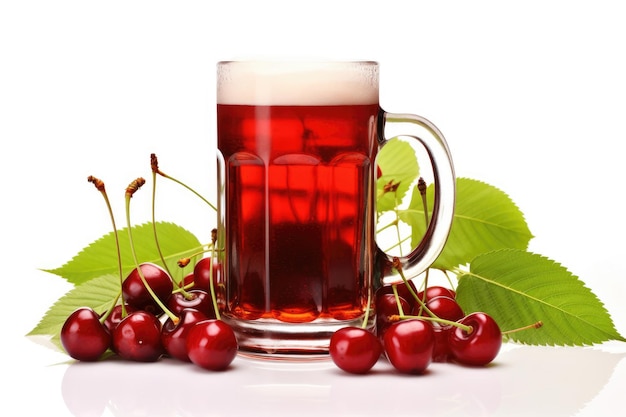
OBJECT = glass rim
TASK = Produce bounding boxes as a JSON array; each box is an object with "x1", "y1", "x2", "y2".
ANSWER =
[{"x1": 217, "y1": 59, "x2": 379, "y2": 67}]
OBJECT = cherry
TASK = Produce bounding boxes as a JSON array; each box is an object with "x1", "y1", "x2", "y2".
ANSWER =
[
  {"x1": 102, "y1": 304, "x2": 137, "y2": 333},
  {"x1": 192, "y1": 257, "x2": 221, "y2": 292},
  {"x1": 61, "y1": 307, "x2": 111, "y2": 361},
  {"x1": 167, "y1": 289, "x2": 215, "y2": 319},
  {"x1": 186, "y1": 319, "x2": 238, "y2": 371},
  {"x1": 449, "y1": 312, "x2": 502, "y2": 366},
  {"x1": 112, "y1": 310, "x2": 164, "y2": 362},
  {"x1": 179, "y1": 272, "x2": 195, "y2": 288},
  {"x1": 383, "y1": 319, "x2": 434, "y2": 374},
  {"x1": 431, "y1": 324, "x2": 453, "y2": 362},
  {"x1": 416, "y1": 285, "x2": 456, "y2": 302},
  {"x1": 329, "y1": 327, "x2": 382, "y2": 374},
  {"x1": 122, "y1": 262, "x2": 174, "y2": 314},
  {"x1": 375, "y1": 292, "x2": 411, "y2": 337},
  {"x1": 161, "y1": 308, "x2": 208, "y2": 362},
  {"x1": 192, "y1": 257, "x2": 225, "y2": 313},
  {"x1": 376, "y1": 280, "x2": 419, "y2": 310},
  {"x1": 416, "y1": 295, "x2": 464, "y2": 322}
]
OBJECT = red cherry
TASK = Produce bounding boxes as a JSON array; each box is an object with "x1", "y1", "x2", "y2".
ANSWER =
[
  {"x1": 375, "y1": 292, "x2": 411, "y2": 337},
  {"x1": 61, "y1": 307, "x2": 111, "y2": 361},
  {"x1": 102, "y1": 304, "x2": 137, "y2": 333},
  {"x1": 416, "y1": 285, "x2": 457, "y2": 302},
  {"x1": 376, "y1": 280, "x2": 419, "y2": 309},
  {"x1": 179, "y1": 272, "x2": 195, "y2": 288},
  {"x1": 112, "y1": 310, "x2": 163, "y2": 362},
  {"x1": 416, "y1": 295, "x2": 464, "y2": 322},
  {"x1": 329, "y1": 327, "x2": 382, "y2": 374},
  {"x1": 122, "y1": 262, "x2": 174, "y2": 315},
  {"x1": 383, "y1": 319, "x2": 434, "y2": 374},
  {"x1": 449, "y1": 312, "x2": 502, "y2": 366},
  {"x1": 192, "y1": 257, "x2": 221, "y2": 291},
  {"x1": 161, "y1": 309, "x2": 208, "y2": 362},
  {"x1": 166, "y1": 289, "x2": 215, "y2": 319},
  {"x1": 431, "y1": 324, "x2": 453, "y2": 362},
  {"x1": 186, "y1": 319, "x2": 238, "y2": 371}
]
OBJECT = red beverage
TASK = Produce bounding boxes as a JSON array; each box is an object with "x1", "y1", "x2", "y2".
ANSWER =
[{"x1": 218, "y1": 103, "x2": 378, "y2": 327}]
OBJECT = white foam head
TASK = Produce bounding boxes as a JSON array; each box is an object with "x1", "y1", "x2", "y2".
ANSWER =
[{"x1": 217, "y1": 61, "x2": 379, "y2": 105}]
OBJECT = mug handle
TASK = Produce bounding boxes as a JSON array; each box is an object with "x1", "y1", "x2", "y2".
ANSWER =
[{"x1": 376, "y1": 110, "x2": 456, "y2": 286}]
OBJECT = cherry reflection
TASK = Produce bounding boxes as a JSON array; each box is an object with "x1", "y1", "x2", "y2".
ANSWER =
[{"x1": 60, "y1": 346, "x2": 625, "y2": 417}]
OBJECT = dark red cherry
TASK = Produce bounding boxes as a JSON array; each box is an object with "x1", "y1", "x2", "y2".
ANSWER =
[
  {"x1": 186, "y1": 319, "x2": 237, "y2": 371},
  {"x1": 102, "y1": 304, "x2": 137, "y2": 333},
  {"x1": 431, "y1": 323, "x2": 453, "y2": 362},
  {"x1": 416, "y1": 286, "x2": 456, "y2": 302},
  {"x1": 449, "y1": 312, "x2": 502, "y2": 366},
  {"x1": 112, "y1": 310, "x2": 163, "y2": 362},
  {"x1": 166, "y1": 289, "x2": 215, "y2": 319},
  {"x1": 329, "y1": 327, "x2": 382, "y2": 374},
  {"x1": 122, "y1": 262, "x2": 173, "y2": 315},
  {"x1": 179, "y1": 272, "x2": 195, "y2": 288},
  {"x1": 61, "y1": 307, "x2": 111, "y2": 361},
  {"x1": 416, "y1": 295, "x2": 464, "y2": 322},
  {"x1": 376, "y1": 280, "x2": 419, "y2": 310},
  {"x1": 192, "y1": 257, "x2": 221, "y2": 291},
  {"x1": 383, "y1": 319, "x2": 434, "y2": 374},
  {"x1": 193, "y1": 258, "x2": 225, "y2": 311},
  {"x1": 161, "y1": 309, "x2": 208, "y2": 362},
  {"x1": 375, "y1": 293, "x2": 411, "y2": 337}
]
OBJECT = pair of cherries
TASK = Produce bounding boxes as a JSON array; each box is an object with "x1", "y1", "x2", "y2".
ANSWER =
[{"x1": 329, "y1": 284, "x2": 502, "y2": 374}]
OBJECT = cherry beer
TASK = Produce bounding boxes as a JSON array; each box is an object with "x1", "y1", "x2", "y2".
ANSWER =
[
  {"x1": 218, "y1": 103, "x2": 377, "y2": 322},
  {"x1": 216, "y1": 61, "x2": 455, "y2": 356}
]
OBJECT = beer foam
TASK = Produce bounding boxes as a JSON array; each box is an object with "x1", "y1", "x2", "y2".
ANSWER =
[{"x1": 217, "y1": 61, "x2": 379, "y2": 105}]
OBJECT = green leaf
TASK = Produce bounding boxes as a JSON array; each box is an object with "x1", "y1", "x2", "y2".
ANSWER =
[
  {"x1": 400, "y1": 178, "x2": 533, "y2": 270},
  {"x1": 43, "y1": 221, "x2": 204, "y2": 286},
  {"x1": 27, "y1": 273, "x2": 120, "y2": 351},
  {"x1": 456, "y1": 249, "x2": 626, "y2": 346},
  {"x1": 376, "y1": 138, "x2": 419, "y2": 213}
]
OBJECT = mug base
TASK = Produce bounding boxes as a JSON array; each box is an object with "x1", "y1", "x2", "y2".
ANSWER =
[{"x1": 222, "y1": 315, "x2": 376, "y2": 361}]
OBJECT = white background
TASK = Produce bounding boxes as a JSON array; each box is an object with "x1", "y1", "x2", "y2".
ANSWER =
[{"x1": 1, "y1": 1, "x2": 625, "y2": 416}]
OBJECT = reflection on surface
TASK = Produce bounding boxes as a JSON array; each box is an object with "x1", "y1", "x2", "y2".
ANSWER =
[{"x1": 61, "y1": 345, "x2": 626, "y2": 417}]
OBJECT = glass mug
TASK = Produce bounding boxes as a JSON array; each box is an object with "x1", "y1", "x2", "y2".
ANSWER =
[{"x1": 215, "y1": 60, "x2": 455, "y2": 358}]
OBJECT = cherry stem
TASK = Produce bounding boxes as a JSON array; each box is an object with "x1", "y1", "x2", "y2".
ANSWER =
[
  {"x1": 207, "y1": 242, "x2": 221, "y2": 320},
  {"x1": 99, "y1": 292, "x2": 122, "y2": 324},
  {"x1": 390, "y1": 257, "x2": 471, "y2": 332},
  {"x1": 148, "y1": 161, "x2": 195, "y2": 299},
  {"x1": 392, "y1": 257, "x2": 437, "y2": 319},
  {"x1": 392, "y1": 284, "x2": 406, "y2": 317},
  {"x1": 502, "y1": 321, "x2": 543, "y2": 335},
  {"x1": 416, "y1": 177, "x2": 431, "y2": 316},
  {"x1": 177, "y1": 246, "x2": 213, "y2": 269},
  {"x1": 125, "y1": 178, "x2": 179, "y2": 324},
  {"x1": 417, "y1": 177, "x2": 429, "y2": 225},
  {"x1": 361, "y1": 286, "x2": 374, "y2": 330},
  {"x1": 151, "y1": 153, "x2": 217, "y2": 212},
  {"x1": 442, "y1": 270, "x2": 457, "y2": 292},
  {"x1": 149, "y1": 162, "x2": 174, "y2": 279},
  {"x1": 88, "y1": 176, "x2": 128, "y2": 319},
  {"x1": 389, "y1": 314, "x2": 473, "y2": 334},
  {"x1": 171, "y1": 283, "x2": 195, "y2": 294}
]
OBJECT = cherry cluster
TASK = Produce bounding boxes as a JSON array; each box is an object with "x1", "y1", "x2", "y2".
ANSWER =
[
  {"x1": 60, "y1": 256, "x2": 238, "y2": 370},
  {"x1": 329, "y1": 281, "x2": 503, "y2": 374},
  {"x1": 60, "y1": 168, "x2": 237, "y2": 371},
  {"x1": 56, "y1": 155, "x2": 525, "y2": 375}
]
